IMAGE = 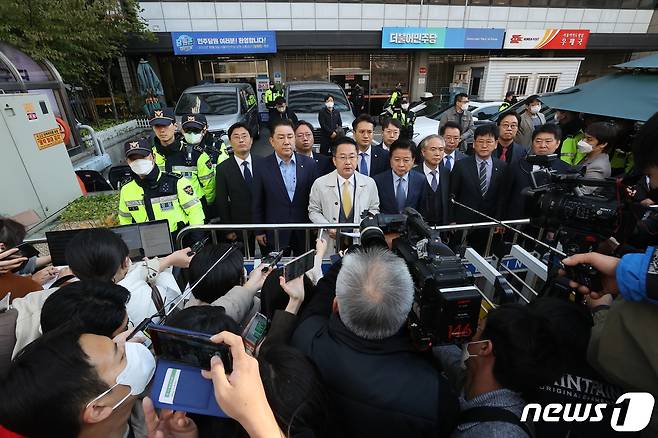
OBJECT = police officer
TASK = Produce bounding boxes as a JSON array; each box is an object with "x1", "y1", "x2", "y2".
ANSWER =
[
  {"x1": 392, "y1": 97, "x2": 416, "y2": 140},
  {"x1": 264, "y1": 83, "x2": 279, "y2": 109},
  {"x1": 498, "y1": 91, "x2": 517, "y2": 112},
  {"x1": 118, "y1": 138, "x2": 205, "y2": 239},
  {"x1": 151, "y1": 113, "x2": 217, "y2": 212}
]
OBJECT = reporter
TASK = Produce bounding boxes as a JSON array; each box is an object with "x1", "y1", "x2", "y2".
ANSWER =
[
  {"x1": 66, "y1": 229, "x2": 187, "y2": 325},
  {"x1": 0, "y1": 218, "x2": 42, "y2": 299},
  {"x1": 185, "y1": 243, "x2": 270, "y2": 326}
]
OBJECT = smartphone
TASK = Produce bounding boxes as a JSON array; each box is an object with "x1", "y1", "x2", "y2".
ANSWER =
[
  {"x1": 260, "y1": 251, "x2": 283, "y2": 272},
  {"x1": 148, "y1": 324, "x2": 232, "y2": 372},
  {"x1": 242, "y1": 312, "x2": 269, "y2": 356},
  {"x1": 318, "y1": 228, "x2": 325, "y2": 241},
  {"x1": 15, "y1": 242, "x2": 39, "y2": 259},
  {"x1": 283, "y1": 249, "x2": 316, "y2": 282}
]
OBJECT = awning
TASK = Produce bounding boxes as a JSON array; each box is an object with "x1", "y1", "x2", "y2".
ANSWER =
[
  {"x1": 614, "y1": 53, "x2": 658, "y2": 71},
  {"x1": 540, "y1": 71, "x2": 658, "y2": 122}
]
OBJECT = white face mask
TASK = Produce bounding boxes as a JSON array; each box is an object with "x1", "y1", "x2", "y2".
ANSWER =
[
  {"x1": 461, "y1": 102, "x2": 469, "y2": 112},
  {"x1": 184, "y1": 132, "x2": 204, "y2": 145},
  {"x1": 460, "y1": 340, "x2": 489, "y2": 369},
  {"x1": 325, "y1": 101, "x2": 334, "y2": 109},
  {"x1": 129, "y1": 159, "x2": 154, "y2": 176},
  {"x1": 577, "y1": 139, "x2": 594, "y2": 154},
  {"x1": 530, "y1": 104, "x2": 541, "y2": 114},
  {"x1": 401, "y1": 103, "x2": 409, "y2": 111},
  {"x1": 86, "y1": 342, "x2": 156, "y2": 411},
  {"x1": 277, "y1": 105, "x2": 286, "y2": 113}
]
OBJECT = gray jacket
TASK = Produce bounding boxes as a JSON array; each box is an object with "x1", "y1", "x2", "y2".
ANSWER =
[
  {"x1": 440, "y1": 106, "x2": 475, "y2": 146},
  {"x1": 185, "y1": 284, "x2": 260, "y2": 327},
  {"x1": 516, "y1": 111, "x2": 546, "y2": 150}
]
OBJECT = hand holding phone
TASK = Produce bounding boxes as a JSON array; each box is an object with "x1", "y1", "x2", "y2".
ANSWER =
[{"x1": 283, "y1": 250, "x2": 316, "y2": 282}]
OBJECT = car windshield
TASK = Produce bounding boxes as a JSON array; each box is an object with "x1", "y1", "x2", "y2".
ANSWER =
[
  {"x1": 412, "y1": 98, "x2": 450, "y2": 119},
  {"x1": 175, "y1": 91, "x2": 238, "y2": 116},
  {"x1": 288, "y1": 89, "x2": 350, "y2": 113},
  {"x1": 473, "y1": 105, "x2": 501, "y2": 120}
]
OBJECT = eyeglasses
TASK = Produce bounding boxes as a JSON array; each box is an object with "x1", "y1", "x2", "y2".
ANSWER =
[
  {"x1": 231, "y1": 134, "x2": 250, "y2": 141},
  {"x1": 296, "y1": 133, "x2": 313, "y2": 139},
  {"x1": 501, "y1": 123, "x2": 518, "y2": 129},
  {"x1": 383, "y1": 129, "x2": 399, "y2": 135},
  {"x1": 335, "y1": 154, "x2": 357, "y2": 161},
  {"x1": 475, "y1": 139, "x2": 496, "y2": 146},
  {"x1": 392, "y1": 157, "x2": 413, "y2": 164}
]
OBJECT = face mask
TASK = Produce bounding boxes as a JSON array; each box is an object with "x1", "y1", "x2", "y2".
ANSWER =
[
  {"x1": 401, "y1": 103, "x2": 409, "y2": 111},
  {"x1": 326, "y1": 101, "x2": 334, "y2": 109},
  {"x1": 129, "y1": 159, "x2": 154, "y2": 176},
  {"x1": 577, "y1": 139, "x2": 593, "y2": 154},
  {"x1": 461, "y1": 103, "x2": 469, "y2": 112},
  {"x1": 530, "y1": 105, "x2": 541, "y2": 114},
  {"x1": 184, "y1": 132, "x2": 204, "y2": 145},
  {"x1": 277, "y1": 106, "x2": 286, "y2": 113},
  {"x1": 460, "y1": 340, "x2": 489, "y2": 369},
  {"x1": 86, "y1": 342, "x2": 156, "y2": 411}
]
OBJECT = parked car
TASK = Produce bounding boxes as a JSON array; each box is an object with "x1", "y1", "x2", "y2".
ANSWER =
[
  {"x1": 174, "y1": 83, "x2": 260, "y2": 139},
  {"x1": 284, "y1": 81, "x2": 355, "y2": 143}
]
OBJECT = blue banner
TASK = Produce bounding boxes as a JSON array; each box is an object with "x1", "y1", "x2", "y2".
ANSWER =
[
  {"x1": 382, "y1": 27, "x2": 504, "y2": 49},
  {"x1": 172, "y1": 31, "x2": 277, "y2": 55}
]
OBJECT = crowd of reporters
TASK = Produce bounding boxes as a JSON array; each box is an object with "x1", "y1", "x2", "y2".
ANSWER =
[{"x1": 0, "y1": 107, "x2": 657, "y2": 438}]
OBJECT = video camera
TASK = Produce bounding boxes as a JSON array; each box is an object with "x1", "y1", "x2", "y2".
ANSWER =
[
  {"x1": 359, "y1": 209, "x2": 481, "y2": 349},
  {"x1": 523, "y1": 154, "x2": 623, "y2": 254}
]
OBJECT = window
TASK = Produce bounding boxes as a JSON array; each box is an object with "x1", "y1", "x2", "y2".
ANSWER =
[
  {"x1": 175, "y1": 92, "x2": 238, "y2": 116},
  {"x1": 506, "y1": 75, "x2": 529, "y2": 96},
  {"x1": 536, "y1": 75, "x2": 559, "y2": 93},
  {"x1": 287, "y1": 89, "x2": 350, "y2": 114}
]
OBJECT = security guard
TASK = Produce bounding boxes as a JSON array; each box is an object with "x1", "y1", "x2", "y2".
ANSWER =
[
  {"x1": 118, "y1": 138, "x2": 205, "y2": 238},
  {"x1": 264, "y1": 83, "x2": 279, "y2": 109},
  {"x1": 392, "y1": 97, "x2": 416, "y2": 140},
  {"x1": 151, "y1": 112, "x2": 217, "y2": 210}
]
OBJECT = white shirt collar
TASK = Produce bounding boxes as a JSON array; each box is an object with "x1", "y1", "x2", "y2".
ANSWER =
[
  {"x1": 394, "y1": 170, "x2": 408, "y2": 181},
  {"x1": 337, "y1": 172, "x2": 355, "y2": 187},
  {"x1": 234, "y1": 154, "x2": 252, "y2": 167},
  {"x1": 423, "y1": 162, "x2": 439, "y2": 176},
  {"x1": 359, "y1": 145, "x2": 371, "y2": 156},
  {"x1": 446, "y1": 151, "x2": 456, "y2": 159},
  {"x1": 475, "y1": 155, "x2": 492, "y2": 166}
]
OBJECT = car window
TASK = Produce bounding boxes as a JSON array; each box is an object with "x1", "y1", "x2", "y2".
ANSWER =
[
  {"x1": 175, "y1": 92, "x2": 238, "y2": 116},
  {"x1": 288, "y1": 89, "x2": 350, "y2": 113},
  {"x1": 415, "y1": 99, "x2": 448, "y2": 118},
  {"x1": 474, "y1": 105, "x2": 501, "y2": 119}
]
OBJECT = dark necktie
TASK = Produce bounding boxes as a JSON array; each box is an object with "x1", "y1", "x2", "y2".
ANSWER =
[
  {"x1": 359, "y1": 152, "x2": 369, "y2": 176},
  {"x1": 242, "y1": 161, "x2": 253, "y2": 186},
  {"x1": 445, "y1": 155, "x2": 452, "y2": 171},
  {"x1": 396, "y1": 177, "x2": 406, "y2": 213},
  {"x1": 479, "y1": 161, "x2": 488, "y2": 196},
  {"x1": 430, "y1": 170, "x2": 438, "y2": 192}
]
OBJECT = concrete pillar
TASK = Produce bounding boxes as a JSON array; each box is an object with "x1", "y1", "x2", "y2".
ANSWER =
[{"x1": 409, "y1": 51, "x2": 429, "y2": 101}]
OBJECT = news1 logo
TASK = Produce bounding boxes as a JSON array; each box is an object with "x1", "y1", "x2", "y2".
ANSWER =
[{"x1": 521, "y1": 392, "x2": 655, "y2": 432}]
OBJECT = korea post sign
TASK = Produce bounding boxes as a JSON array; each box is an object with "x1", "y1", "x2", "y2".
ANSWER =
[
  {"x1": 504, "y1": 29, "x2": 590, "y2": 50},
  {"x1": 172, "y1": 31, "x2": 277, "y2": 55},
  {"x1": 382, "y1": 28, "x2": 505, "y2": 50}
]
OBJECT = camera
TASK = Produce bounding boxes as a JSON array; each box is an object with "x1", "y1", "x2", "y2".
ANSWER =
[
  {"x1": 359, "y1": 209, "x2": 481, "y2": 349},
  {"x1": 523, "y1": 155, "x2": 623, "y2": 253}
]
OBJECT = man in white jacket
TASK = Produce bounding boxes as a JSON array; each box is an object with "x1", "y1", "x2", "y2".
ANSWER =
[{"x1": 308, "y1": 137, "x2": 380, "y2": 251}]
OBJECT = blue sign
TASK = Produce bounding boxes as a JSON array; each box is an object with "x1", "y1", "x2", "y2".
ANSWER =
[
  {"x1": 172, "y1": 31, "x2": 277, "y2": 55},
  {"x1": 382, "y1": 27, "x2": 504, "y2": 50}
]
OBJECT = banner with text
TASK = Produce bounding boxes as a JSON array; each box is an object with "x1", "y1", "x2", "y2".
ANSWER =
[
  {"x1": 172, "y1": 31, "x2": 277, "y2": 55},
  {"x1": 381, "y1": 27, "x2": 505, "y2": 49},
  {"x1": 504, "y1": 29, "x2": 590, "y2": 50}
]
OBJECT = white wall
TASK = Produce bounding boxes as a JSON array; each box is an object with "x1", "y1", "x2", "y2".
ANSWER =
[
  {"x1": 139, "y1": 2, "x2": 654, "y2": 33},
  {"x1": 453, "y1": 57, "x2": 583, "y2": 101}
]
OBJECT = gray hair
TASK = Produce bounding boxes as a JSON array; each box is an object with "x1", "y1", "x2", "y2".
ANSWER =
[
  {"x1": 335, "y1": 248, "x2": 414, "y2": 340},
  {"x1": 420, "y1": 134, "x2": 445, "y2": 150}
]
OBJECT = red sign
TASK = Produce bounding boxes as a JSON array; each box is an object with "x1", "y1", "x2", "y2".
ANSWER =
[
  {"x1": 419, "y1": 66, "x2": 427, "y2": 75},
  {"x1": 504, "y1": 29, "x2": 590, "y2": 50}
]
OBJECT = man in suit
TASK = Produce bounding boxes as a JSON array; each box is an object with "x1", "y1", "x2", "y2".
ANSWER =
[
  {"x1": 505, "y1": 123, "x2": 574, "y2": 220},
  {"x1": 440, "y1": 121, "x2": 467, "y2": 173},
  {"x1": 308, "y1": 137, "x2": 379, "y2": 250},
  {"x1": 215, "y1": 122, "x2": 262, "y2": 257},
  {"x1": 374, "y1": 139, "x2": 426, "y2": 214},
  {"x1": 450, "y1": 124, "x2": 508, "y2": 253},
  {"x1": 379, "y1": 117, "x2": 401, "y2": 151},
  {"x1": 353, "y1": 114, "x2": 390, "y2": 177},
  {"x1": 516, "y1": 95, "x2": 546, "y2": 150},
  {"x1": 494, "y1": 112, "x2": 526, "y2": 167},
  {"x1": 253, "y1": 119, "x2": 318, "y2": 255},
  {"x1": 415, "y1": 135, "x2": 450, "y2": 225},
  {"x1": 295, "y1": 120, "x2": 334, "y2": 176}
]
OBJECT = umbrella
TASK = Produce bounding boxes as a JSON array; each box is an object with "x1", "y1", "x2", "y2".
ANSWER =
[
  {"x1": 540, "y1": 71, "x2": 658, "y2": 122},
  {"x1": 137, "y1": 59, "x2": 164, "y2": 97},
  {"x1": 613, "y1": 53, "x2": 658, "y2": 71}
]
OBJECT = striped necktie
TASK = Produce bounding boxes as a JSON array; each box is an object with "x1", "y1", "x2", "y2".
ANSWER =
[{"x1": 479, "y1": 161, "x2": 488, "y2": 196}]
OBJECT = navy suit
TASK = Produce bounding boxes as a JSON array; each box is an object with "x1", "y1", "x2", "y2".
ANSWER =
[
  {"x1": 359, "y1": 144, "x2": 390, "y2": 177},
  {"x1": 312, "y1": 152, "x2": 334, "y2": 176},
  {"x1": 373, "y1": 169, "x2": 426, "y2": 214},
  {"x1": 413, "y1": 165, "x2": 450, "y2": 225},
  {"x1": 439, "y1": 150, "x2": 467, "y2": 172},
  {"x1": 252, "y1": 152, "x2": 318, "y2": 255}
]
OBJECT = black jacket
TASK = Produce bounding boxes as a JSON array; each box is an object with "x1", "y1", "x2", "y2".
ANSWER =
[
  {"x1": 215, "y1": 156, "x2": 262, "y2": 224},
  {"x1": 269, "y1": 108, "x2": 299, "y2": 127},
  {"x1": 312, "y1": 152, "x2": 334, "y2": 176},
  {"x1": 449, "y1": 156, "x2": 508, "y2": 223},
  {"x1": 413, "y1": 165, "x2": 451, "y2": 225},
  {"x1": 318, "y1": 108, "x2": 342, "y2": 141},
  {"x1": 292, "y1": 261, "x2": 459, "y2": 438}
]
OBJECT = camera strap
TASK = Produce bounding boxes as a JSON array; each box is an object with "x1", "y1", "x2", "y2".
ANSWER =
[{"x1": 457, "y1": 406, "x2": 532, "y2": 437}]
